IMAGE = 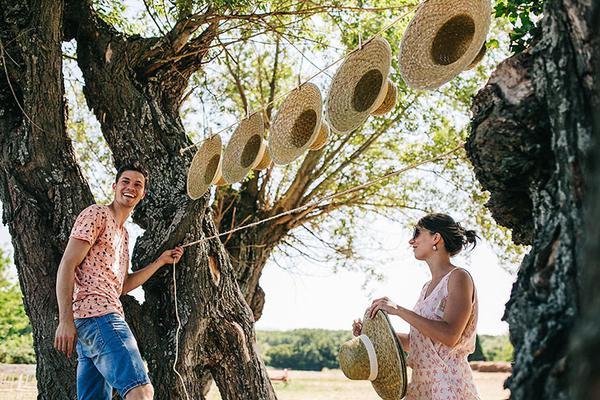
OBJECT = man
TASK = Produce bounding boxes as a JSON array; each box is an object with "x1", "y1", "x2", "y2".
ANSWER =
[{"x1": 54, "y1": 163, "x2": 184, "y2": 400}]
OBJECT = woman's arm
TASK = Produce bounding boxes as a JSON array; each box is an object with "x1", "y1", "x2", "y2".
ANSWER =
[
  {"x1": 396, "y1": 332, "x2": 410, "y2": 350},
  {"x1": 370, "y1": 269, "x2": 474, "y2": 347}
]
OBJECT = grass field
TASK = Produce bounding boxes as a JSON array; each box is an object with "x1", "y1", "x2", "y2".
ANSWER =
[
  {"x1": 206, "y1": 369, "x2": 510, "y2": 400},
  {"x1": 0, "y1": 365, "x2": 510, "y2": 400}
]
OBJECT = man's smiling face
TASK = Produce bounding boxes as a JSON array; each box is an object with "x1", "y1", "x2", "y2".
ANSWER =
[{"x1": 113, "y1": 170, "x2": 146, "y2": 208}]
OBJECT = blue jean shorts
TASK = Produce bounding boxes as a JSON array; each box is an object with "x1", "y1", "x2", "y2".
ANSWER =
[{"x1": 75, "y1": 313, "x2": 150, "y2": 399}]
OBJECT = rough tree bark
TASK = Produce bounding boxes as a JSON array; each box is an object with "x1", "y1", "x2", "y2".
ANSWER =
[
  {"x1": 0, "y1": 1, "x2": 93, "y2": 397},
  {"x1": 466, "y1": 0, "x2": 596, "y2": 397},
  {"x1": 570, "y1": 3, "x2": 600, "y2": 399},
  {"x1": 1, "y1": 0, "x2": 277, "y2": 398}
]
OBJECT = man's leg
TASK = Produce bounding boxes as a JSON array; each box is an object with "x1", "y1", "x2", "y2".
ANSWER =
[
  {"x1": 75, "y1": 328, "x2": 111, "y2": 400},
  {"x1": 124, "y1": 383, "x2": 154, "y2": 400},
  {"x1": 93, "y1": 314, "x2": 152, "y2": 399}
]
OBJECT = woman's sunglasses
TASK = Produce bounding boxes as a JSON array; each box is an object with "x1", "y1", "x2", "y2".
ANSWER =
[{"x1": 412, "y1": 226, "x2": 432, "y2": 240}]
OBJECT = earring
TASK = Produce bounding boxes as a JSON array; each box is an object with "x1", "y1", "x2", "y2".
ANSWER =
[{"x1": 433, "y1": 245, "x2": 437, "y2": 251}]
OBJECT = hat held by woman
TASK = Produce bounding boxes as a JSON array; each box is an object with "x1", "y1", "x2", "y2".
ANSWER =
[
  {"x1": 326, "y1": 36, "x2": 394, "y2": 134},
  {"x1": 187, "y1": 134, "x2": 225, "y2": 199},
  {"x1": 268, "y1": 82, "x2": 330, "y2": 165},
  {"x1": 222, "y1": 112, "x2": 269, "y2": 183},
  {"x1": 399, "y1": 0, "x2": 491, "y2": 89},
  {"x1": 339, "y1": 309, "x2": 407, "y2": 400}
]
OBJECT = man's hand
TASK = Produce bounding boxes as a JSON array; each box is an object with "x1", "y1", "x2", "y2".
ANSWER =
[
  {"x1": 54, "y1": 320, "x2": 77, "y2": 359},
  {"x1": 156, "y1": 246, "x2": 184, "y2": 267}
]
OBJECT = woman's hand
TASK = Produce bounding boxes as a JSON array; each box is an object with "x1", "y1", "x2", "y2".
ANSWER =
[
  {"x1": 352, "y1": 319, "x2": 362, "y2": 336},
  {"x1": 369, "y1": 296, "x2": 399, "y2": 319}
]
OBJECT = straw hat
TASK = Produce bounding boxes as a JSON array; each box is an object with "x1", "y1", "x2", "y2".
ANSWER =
[
  {"x1": 465, "y1": 42, "x2": 487, "y2": 70},
  {"x1": 371, "y1": 79, "x2": 398, "y2": 116},
  {"x1": 252, "y1": 145, "x2": 273, "y2": 170},
  {"x1": 399, "y1": 0, "x2": 491, "y2": 89},
  {"x1": 187, "y1": 134, "x2": 224, "y2": 199},
  {"x1": 326, "y1": 36, "x2": 393, "y2": 134},
  {"x1": 222, "y1": 112, "x2": 267, "y2": 183},
  {"x1": 269, "y1": 82, "x2": 328, "y2": 165},
  {"x1": 339, "y1": 310, "x2": 407, "y2": 400},
  {"x1": 309, "y1": 120, "x2": 330, "y2": 151}
]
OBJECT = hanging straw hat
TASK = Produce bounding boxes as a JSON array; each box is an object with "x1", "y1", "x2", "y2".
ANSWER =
[
  {"x1": 339, "y1": 309, "x2": 407, "y2": 400},
  {"x1": 187, "y1": 134, "x2": 224, "y2": 199},
  {"x1": 370, "y1": 79, "x2": 398, "y2": 116},
  {"x1": 326, "y1": 36, "x2": 393, "y2": 134},
  {"x1": 399, "y1": 0, "x2": 491, "y2": 90},
  {"x1": 309, "y1": 120, "x2": 330, "y2": 152},
  {"x1": 222, "y1": 112, "x2": 268, "y2": 183},
  {"x1": 252, "y1": 145, "x2": 273, "y2": 171},
  {"x1": 269, "y1": 82, "x2": 329, "y2": 165}
]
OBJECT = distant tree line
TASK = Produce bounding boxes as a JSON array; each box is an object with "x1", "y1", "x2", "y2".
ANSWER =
[
  {"x1": 0, "y1": 249, "x2": 34, "y2": 364},
  {"x1": 256, "y1": 329, "x2": 513, "y2": 370}
]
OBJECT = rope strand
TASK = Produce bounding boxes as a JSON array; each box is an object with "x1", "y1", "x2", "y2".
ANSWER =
[
  {"x1": 182, "y1": 143, "x2": 464, "y2": 248},
  {"x1": 172, "y1": 261, "x2": 191, "y2": 400},
  {"x1": 179, "y1": 6, "x2": 417, "y2": 155}
]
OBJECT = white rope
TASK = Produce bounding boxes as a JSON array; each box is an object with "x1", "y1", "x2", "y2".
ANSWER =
[
  {"x1": 182, "y1": 144, "x2": 463, "y2": 248},
  {"x1": 179, "y1": 6, "x2": 417, "y2": 155},
  {"x1": 172, "y1": 261, "x2": 191, "y2": 400}
]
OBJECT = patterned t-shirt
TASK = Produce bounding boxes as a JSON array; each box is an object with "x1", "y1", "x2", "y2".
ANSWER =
[{"x1": 70, "y1": 204, "x2": 129, "y2": 319}]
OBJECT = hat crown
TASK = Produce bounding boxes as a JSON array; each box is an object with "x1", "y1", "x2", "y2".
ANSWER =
[
  {"x1": 352, "y1": 69, "x2": 384, "y2": 112},
  {"x1": 240, "y1": 134, "x2": 262, "y2": 168},
  {"x1": 204, "y1": 155, "x2": 221, "y2": 185},
  {"x1": 339, "y1": 337, "x2": 373, "y2": 380},
  {"x1": 431, "y1": 14, "x2": 475, "y2": 66}
]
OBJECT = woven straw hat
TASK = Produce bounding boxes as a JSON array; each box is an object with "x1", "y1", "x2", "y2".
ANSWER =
[
  {"x1": 269, "y1": 82, "x2": 325, "y2": 165},
  {"x1": 326, "y1": 36, "x2": 392, "y2": 133},
  {"x1": 465, "y1": 42, "x2": 487, "y2": 70},
  {"x1": 222, "y1": 112, "x2": 267, "y2": 183},
  {"x1": 399, "y1": 0, "x2": 491, "y2": 89},
  {"x1": 339, "y1": 310, "x2": 407, "y2": 400},
  {"x1": 371, "y1": 79, "x2": 398, "y2": 116},
  {"x1": 252, "y1": 143, "x2": 273, "y2": 170},
  {"x1": 309, "y1": 120, "x2": 330, "y2": 151},
  {"x1": 187, "y1": 134, "x2": 223, "y2": 199}
]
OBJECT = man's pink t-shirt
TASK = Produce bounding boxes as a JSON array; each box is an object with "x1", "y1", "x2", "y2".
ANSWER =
[{"x1": 69, "y1": 205, "x2": 129, "y2": 319}]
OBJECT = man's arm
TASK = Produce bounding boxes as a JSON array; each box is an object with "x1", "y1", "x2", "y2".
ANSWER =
[
  {"x1": 121, "y1": 247, "x2": 183, "y2": 294},
  {"x1": 54, "y1": 238, "x2": 91, "y2": 358}
]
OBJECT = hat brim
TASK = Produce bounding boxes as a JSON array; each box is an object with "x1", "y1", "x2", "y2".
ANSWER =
[
  {"x1": 186, "y1": 134, "x2": 222, "y2": 199},
  {"x1": 326, "y1": 36, "x2": 392, "y2": 133},
  {"x1": 399, "y1": 0, "x2": 491, "y2": 89},
  {"x1": 269, "y1": 82, "x2": 323, "y2": 165},
  {"x1": 363, "y1": 310, "x2": 407, "y2": 400},
  {"x1": 222, "y1": 112, "x2": 265, "y2": 183}
]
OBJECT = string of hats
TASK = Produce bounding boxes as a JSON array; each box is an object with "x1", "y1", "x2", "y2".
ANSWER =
[{"x1": 184, "y1": 0, "x2": 491, "y2": 200}]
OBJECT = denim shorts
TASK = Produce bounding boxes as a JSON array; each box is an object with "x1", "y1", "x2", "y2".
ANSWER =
[{"x1": 75, "y1": 313, "x2": 150, "y2": 400}]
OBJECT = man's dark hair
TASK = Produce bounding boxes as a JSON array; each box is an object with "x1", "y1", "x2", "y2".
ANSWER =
[{"x1": 116, "y1": 162, "x2": 150, "y2": 188}]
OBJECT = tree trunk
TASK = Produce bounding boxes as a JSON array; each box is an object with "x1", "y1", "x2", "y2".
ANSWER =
[
  {"x1": 0, "y1": 0, "x2": 278, "y2": 398},
  {"x1": 0, "y1": 1, "x2": 93, "y2": 398},
  {"x1": 570, "y1": 4, "x2": 600, "y2": 399},
  {"x1": 466, "y1": 0, "x2": 596, "y2": 397},
  {"x1": 64, "y1": 1, "x2": 277, "y2": 399}
]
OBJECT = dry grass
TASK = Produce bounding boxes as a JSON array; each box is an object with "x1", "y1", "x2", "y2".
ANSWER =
[
  {"x1": 0, "y1": 365, "x2": 510, "y2": 400},
  {"x1": 207, "y1": 369, "x2": 511, "y2": 400}
]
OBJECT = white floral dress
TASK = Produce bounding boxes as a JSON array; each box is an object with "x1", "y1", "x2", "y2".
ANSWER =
[{"x1": 406, "y1": 268, "x2": 480, "y2": 400}]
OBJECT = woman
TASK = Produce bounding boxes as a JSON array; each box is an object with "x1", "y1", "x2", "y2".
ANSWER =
[{"x1": 352, "y1": 213, "x2": 480, "y2": 400}]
